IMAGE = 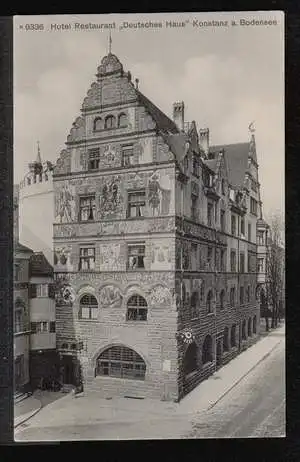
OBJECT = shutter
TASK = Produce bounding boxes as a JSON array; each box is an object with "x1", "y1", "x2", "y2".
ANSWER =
[
  {"x1": 48, "y1": 283, "x2": 56, "y2": 299},
  {"x1": 30, "y1": 322, "x2": 37, "y2": 333},
  {"x1": 29, "y1": 284, "x2": 37, "y2": 298},
  {"x1": 50, "y1": 322, "x2": 56, "y2": 333}
]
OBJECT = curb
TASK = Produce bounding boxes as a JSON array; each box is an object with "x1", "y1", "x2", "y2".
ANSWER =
[
  {"x1": 14, "y1": 401, "x2": 42, "y2": 429},
  {"x1": 206, "y1": 338, "x2": 282, "y2": 412}
]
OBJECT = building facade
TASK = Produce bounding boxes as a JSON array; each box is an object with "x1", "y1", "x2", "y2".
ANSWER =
[{"x1": 52, "y1": 52, "x2": 263, "y2": 401}]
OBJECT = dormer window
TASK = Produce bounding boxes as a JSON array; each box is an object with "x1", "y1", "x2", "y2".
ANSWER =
[{"x1": 105, "y1": 115, "x2": 116, "y2": 129}]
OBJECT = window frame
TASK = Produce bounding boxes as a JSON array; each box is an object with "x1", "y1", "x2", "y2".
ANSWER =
[
  {"x1": 96, "y1": 346, "x2": 146, "y2": 381},
  {"x1": 127, "y1": 243, "x2": 146, "y2": 270},
  {"x1": 36, "y1": 284, "x2": 48, "y2": 298},
  {"x1": 127, "y1": 190, "x2": 146, "y2": 218},
  {"x1": 79, "y1": 294, "x2": 98, "y2": 320},
  {"x1": 104, "y1": 115, "x2": 116, "y2": 130},
  {"x1": 206, "y1": 290, "x2": 213, "y2": 314},
  {"x1": 126, "y1": 295, "x2": 148, "y2": 321},
  {"x1": 79, "y1": 247, "x2": 96, "y2": 271},
  {"x1": 88, "y1": 148, "x2": 101, "y2": 171},
  {"x1": 202, "y1": 335, "x2": 213, "y2": 365},
  {"x1": 79, "y1": 195, "x2": 96, "y2": 222},
  {"x1": 121, "y1": 144, "x2": 135, "y2": 167}
]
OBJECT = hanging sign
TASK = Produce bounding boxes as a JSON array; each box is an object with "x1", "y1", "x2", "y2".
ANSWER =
[
  {"x1": 176, "y1": 330, "x2": 195, "y2": 344},
  {"x1": 62, "y1": 286, "x2": 76, "y2": 304}
]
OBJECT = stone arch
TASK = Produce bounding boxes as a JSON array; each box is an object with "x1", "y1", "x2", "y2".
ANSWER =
[
  {"x1": 202, "y1": 334, "x2": 213, "y2": 365},
  {"x1": 93, "y1": 117, "x2": 103, "y2": 131},
  {"x1": 183, "y1": 341, "x2": 198, "y2": 376},
  {"x1": 90, "y1": 342, "x2": 150, "y2": 371}
]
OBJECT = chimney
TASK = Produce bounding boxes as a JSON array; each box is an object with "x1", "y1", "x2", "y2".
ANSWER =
[
  {"x1": 173, "y1": 102, "x2": 185, "y2": 131},
  {"x1": 199, "y1": 128, "x2": 209, "y2": 155}
]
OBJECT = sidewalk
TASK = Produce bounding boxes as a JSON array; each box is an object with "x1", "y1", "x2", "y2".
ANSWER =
[
  {"x1": 18, "y1": 324, "x2": 285, "y2": 430},
  {"x1": 14, "y1": 395, "x2": 42, "y2": 428}
]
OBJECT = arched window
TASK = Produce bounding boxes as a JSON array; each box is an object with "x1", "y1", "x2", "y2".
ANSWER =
[
  {"x1": 93, "y1": 117, "x2": 103, "y2": 131},
  {"x1": 223, "y1": 327, "x2": 229, "y2": 352},
  {"x1": 79, "y1": 294, "x2": 98, "y2": 320},
  {"x1": 105, "y1": 115, "x2": 116, "y2": 129},
  {"x1": 183, "y1": 342, "x2": 198, "y2": 376},
  {"x1": 202, "y1": 335, "x2": 213, "y2": 364},
  {"x1": 231, "y1": 324, "x2": 236, "y2": 347},
  {"x1": 206, "y1": 290, "x2": 213, "y2": 313},
  {"x1": 253, "y1": 316, "x2": 257, "y2": 334},
  {"x1": 248, "y1": 318, "x2": 252, "y2": 337},
  {"x1": 118, "y1": 113, "x2": 127, "y2": 128},
  {"x1": 191, "y1": 291, "x2": 199, "y2": 318},
  {"x1": 230, "y1": 287, "x2": 235, "y2": 307},
  {"x1": 242, "y1": 319, "x2": 247, "y2": 340},
  {"x1": 96, "y1": 345, "x2": 146, "y2": 380},
  {"x1": 247, "y1": 285, "x2": 250, "y2": 303},
  {"x1": 126, "y1": 295, "x2": 147, "y2": 321},
  {"x1": 220, "y1": 290, "x2": 225, "y2": 310}
]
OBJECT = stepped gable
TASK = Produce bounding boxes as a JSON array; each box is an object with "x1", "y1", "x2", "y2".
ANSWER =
[
  {"x1": 29, "y1": 252, "x2": 53, "y2": 277},
  {"x1": 209, "y1": 142, "x2": 250, "y2": 189}
]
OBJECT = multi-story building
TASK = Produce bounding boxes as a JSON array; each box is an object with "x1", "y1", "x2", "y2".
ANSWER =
[
  {"x1": 52, "y1": 51, "x2": 263, "y2": 401},
  {"x1": 29, "y1": 252, "x2": 58, "y2": 389},
  {"x1": 14, "y1": 186, "x2": 33, "y2": 393}
]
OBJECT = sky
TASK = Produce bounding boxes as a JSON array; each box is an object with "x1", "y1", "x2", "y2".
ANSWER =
[{"x1": 14, "y1": 12, "x2": 284, "y2": 221}]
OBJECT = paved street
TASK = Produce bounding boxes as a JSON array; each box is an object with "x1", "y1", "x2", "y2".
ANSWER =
[
  {"x1": 15, "y1": 327, "x2": 285, "y2": 441},
  {"x1": 186, "y1": 330, "x2": 285, "y2": 438}
]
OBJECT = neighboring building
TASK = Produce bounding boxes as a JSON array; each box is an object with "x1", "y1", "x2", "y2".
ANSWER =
[
  {"x1": 29, "y1": 252, "x2": 59, "y2": 389},
  {"x1": 18, "y1": 143, "x2": 54, "y2": 265},
  {"x1": 52, "y1": 51, "x2": 263, "y2": 401},
  {"x1": 256, "y1": 217, "x2": 270, "y2": 317}
]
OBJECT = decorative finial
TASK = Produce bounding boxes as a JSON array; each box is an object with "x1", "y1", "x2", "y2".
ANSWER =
[
  {"x1": 248, "y1": 121, "x2": 255, "y2": 133},
  {"x1": 135, "y1": 78, "x2": 139, "y2": 90},
  {"x1": 108, "y1": 30, "x2": 112, "y2": 54},
  {"x1": 36, "y1": 140, "x2": 42, "y2": 164}
]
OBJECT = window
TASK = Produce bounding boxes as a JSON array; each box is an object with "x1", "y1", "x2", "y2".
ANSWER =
[
  {"x1": 127, "y1": 295, "x2": 147, "y2": 321},
  {"x1": 240, "y1": 286, "x2": 244, "y2": 305},
  {"x1": 230, "y1": 250, "x2": 236, "y2": 272},
  {"x1": 206, "y1": 290, "x2": 213, "y2": 314},
  {"x1": 257, "y1": 231, "x2": 264, "y2": 245},
  {"x1": 242, "y1": 320, "x2": 246, "y2": 340},
  {"x1": 248, "y1": 223, "x2": 252, "y2": 242},
  {"x1": 221, "y1": 249, "x2": 226, "y2": 271},
  {"x1": 192, "y1": 154, "x2": 199, "y2": 177},
  {"x1": 191, "y1": 194, "x2": 198, "y2": 221},
  {"x1": 220, "y1": 210, "x2": 226, "y2": 232},
  {"x1": 207, "y1": 247, "x2": 213, "y2": 269},
  {"x1": 257, "y1": 258, "x2": 264, "y2": 273},
  {"x1": 104, "y1": 115, "x2": 116, "y2": 129},
  {"x1": 248, "y1": 318, "x2": 252, "y2": 337},
  {"x1": 253, "y1": 316, "x2": 257, "y2": 334},
  {"x1": 50, "y1": 321, "x2": 56, "y2": 333},
  {"x1": 128, "y1": 243, "x2": 145, "y2": 270},
  {"x1": 34, "y1": 321, "x2": 49, "y2": 333},
  {"x1": 191, "y1": 243, "x2": 198, "y2": 270},
  {"x1": 79, "y1": 196, "x2": 96, "y2": 222},
  {"x1": 220, "y1": 290, "x2": 225, "y2": 310},
  {"x1": 202, "y1": 335, "x2": 213, "y2": 364},
  {"x1": 251, "y1": 178, "x2": 257, "y2": 192},
  {"x1": 183, "y1": 342, "x2": 198, "y2": 376},
  {"x1": 246, "y1": 286, "x2": 250, "y2": 303},
  {"x1": 223, "y1": 327, "x2": 229, "y2": 352},
  {"x1": 231, "y1": 325, "x2": 237, "y2": 347},
  {"x1": 79, "y1": 294, "x2": 98, "y2": 320},
  {"x1": 127, "y1": 191, "x2": 146, "y2": 218},
  {"x1": 14, "y1": 309, "x2": 23, "y2": 333},
  {"x1": 230, "y1": 287, "x2": 235, "y2": 307},
  {"x1": 240, "y1": 252, "x2": 245, "y2": 273},
  {"x1": 96, "y1": 346, "x2": 146, "y2": 380},
  {"x1": 93, "y1": 117, "x2": 103, "y2": 131},
  {"x1": 241, "y1": 218, "x2": 245, "y2": 236},
  {"x1": 231, "y1": 214, "x2": 236, "y2": 235},
  {"x1": 36, "y1": 284, "x2": 48, "y2": 298},
  {"x1": 118, "y1": 113, "x2": 127, "y2": 128},
  {"x1": 250, "y1": 197, "x2": 258, "y2": 215},
  {"x1": 184, "y1": 155, "x2": 189, "y2": 171},
  {"x1": 191, "y1": 292, "x2": 199, "y2": 318},
  {"x1": 221, "y1": 179, "x2": 225, "y2": 195},
  {"x1": 122, "y1": 145, "x2": 134, "y2": 167},
  {"x1": 88, "y1": 148, "x2": 100, "y2": 171},
  {"x1": 200, "y1": 282, "x2": 204, "y2": 302},
  {"x1": 207, "y1": 203, "x2": 213, "y2": 227},
  {"x1": 79, "y1": 247, "x2": 95, "y2": 271},
  {"x1": 14, "y1": 264, "x2": 21, "y2": 281}
]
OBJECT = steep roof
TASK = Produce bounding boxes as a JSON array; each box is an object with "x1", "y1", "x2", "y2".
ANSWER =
[
  {"x1": 136, "y1": 90, "x2": 179, "y2": 135},
  {"x1": 162, "y1": 132, "x2": 188, "y2": 164},
  {"x1": 14, "y1": 241, "x2": 33, "y2": 254},
  {"x1": 204, "y1": 158, "x2": 218, "y2": 173},
  {"x1": 209, "y1": 142, "x2": 250, "y2": 188},
  {"x1": 29, "y1": 252, "x2": 53, "y2": 277}
]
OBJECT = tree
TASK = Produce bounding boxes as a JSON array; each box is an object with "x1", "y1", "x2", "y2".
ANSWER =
[{"x1": 266, "y1": 214, "x2": 285, "y2": 329}]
